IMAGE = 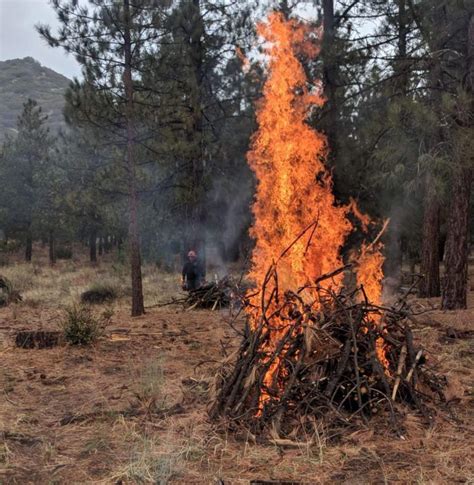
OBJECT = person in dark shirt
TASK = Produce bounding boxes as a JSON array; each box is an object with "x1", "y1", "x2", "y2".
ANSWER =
[{"x1": 181, "y1": 250, "x2": 206, "y2": 291}]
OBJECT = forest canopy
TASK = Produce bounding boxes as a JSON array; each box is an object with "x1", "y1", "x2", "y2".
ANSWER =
[{"x1": 0, "y1": 0, "x2": 472, "y2": 314}]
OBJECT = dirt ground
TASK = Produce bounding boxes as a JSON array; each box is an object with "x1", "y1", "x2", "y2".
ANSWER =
[{"x1": 0, "y1": 250, "x2": 473, "y2": 484}]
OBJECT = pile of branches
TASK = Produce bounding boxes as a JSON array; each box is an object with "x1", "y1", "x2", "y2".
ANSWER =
[
  {"x1": 184, "y1": 276, "x2": 246, "y2": 311},
  {"x1": 210, "y1": 267, "x2": 445, "y2": 439}
]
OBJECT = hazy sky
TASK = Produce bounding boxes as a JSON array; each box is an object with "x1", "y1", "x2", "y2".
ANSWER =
[
  {"x1": 0, "y1": 0, "x2": 321, "y2": 80},
  {"x1": 0, "y1": 0, "x2": 82, "y2": 79}
]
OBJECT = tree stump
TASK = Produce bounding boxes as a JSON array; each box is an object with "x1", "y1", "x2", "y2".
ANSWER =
[{"x1": 15, "y1": 330, "x2": 62, "y2": 349}]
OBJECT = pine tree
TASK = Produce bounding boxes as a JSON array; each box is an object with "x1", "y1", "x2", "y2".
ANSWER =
[
  {"x1": 38, "y1": 0, "x2": 170, "y2": 315},
  {"x1": 0, "y1": 99, "x2": 52, "y2": 261},
  {"x1": 140, "y1": 0, "x2": 256, "y2": 263},
  {"x1": 440, "y1": 6, "x2": 474, "y2": 309}
]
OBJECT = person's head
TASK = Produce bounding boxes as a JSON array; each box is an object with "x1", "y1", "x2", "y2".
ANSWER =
[{"x1": 187, "y1": 250, "x2": 197, "y2": 262}]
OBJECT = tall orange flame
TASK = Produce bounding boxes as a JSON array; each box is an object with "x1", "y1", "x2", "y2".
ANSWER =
[
  {"x1": 247, "y1": 13, "x2": 351, "y2": 301},
  {"x1": 246, "y1": 12, "x2": 387, "y2": 412}
]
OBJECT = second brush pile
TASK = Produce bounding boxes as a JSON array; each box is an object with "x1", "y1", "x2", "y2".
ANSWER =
[{"x1": 185, "y1": 276, "x2": 245, "y2": 311}]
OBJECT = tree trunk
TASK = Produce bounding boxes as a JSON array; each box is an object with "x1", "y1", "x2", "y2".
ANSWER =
[
  {"x1": 25, "y1": 231, "x2": 32, "y2": 262},
  {"x1": 124, "y1": 0, "x2": 145, "y2": 316},
  {"x1": 89, "y1": 230, "x2": 97, "y2": 264},
  {"x1": 182, "y1": 0, "x2": 207, "y2": 267},
  {"x1": 383, "y1": 207, "x2": 403, "y2": 287},
  {"x1": 322, "y1": 0, "x2": 338, "y2": 161},
  {"x1": 98, "y1": 237, "x2": 104, "y2": 256},
  {"x1": 395, "y1": 0, "x2": 409, "y2": 95},
  {"x1": 415, "y1": 3, "x2": 446, "y2": 298},
  {"x1": 49, "y1": 230, "x2": 56, "y2": 265},
  {"x1": 104, "y1": 236, "x2": 112, "y2": 253},
  {"x1": 442, "y1": 168, "x2": 472, "y2": 309},
  {"x1": 441, "y1": 14, "x2": 474, "y2": 309},
  {"x1": 381, "y1": 0, "x2": 410, "y2": 289},
  {"x1": 419, "y1": 173, "x2": 440, "y2": 297},
  {"x1": 278, "y1": 0, "x2": 291, "y2": 17}
]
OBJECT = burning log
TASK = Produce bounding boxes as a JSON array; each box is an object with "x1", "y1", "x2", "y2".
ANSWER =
[{"x1": 209, "y1": 267, "x2": 444, "y2": 438}]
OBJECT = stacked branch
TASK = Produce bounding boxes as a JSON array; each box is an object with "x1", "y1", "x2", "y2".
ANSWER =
[
  {"x1": 185, "y1": 277, "x2": 247, "y2": 311},
  {"x1": 210, "y1": 267, "x2": 445, "y2": 438}
]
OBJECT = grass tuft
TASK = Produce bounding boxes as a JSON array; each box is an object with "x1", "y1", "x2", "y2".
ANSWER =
[
  {"x1": 125, "y1": 435, "x2": 183, "y2": 484},
  {"x1": 81, "y1": 281, "x2": 118, "y2": 304}
]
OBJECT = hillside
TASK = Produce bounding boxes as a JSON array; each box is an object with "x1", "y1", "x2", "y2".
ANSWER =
[{"x1": 0, "y1": 57, "x2": 70, "y2": 141}]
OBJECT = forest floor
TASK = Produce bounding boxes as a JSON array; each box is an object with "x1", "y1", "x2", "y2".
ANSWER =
[{"x1": 0, "y1": 249, "x2": 473, "y2": 484}]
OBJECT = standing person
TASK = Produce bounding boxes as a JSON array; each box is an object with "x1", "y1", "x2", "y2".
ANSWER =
[{"x1": 181, "y1": 250, "x2": 206, "y2": 291}]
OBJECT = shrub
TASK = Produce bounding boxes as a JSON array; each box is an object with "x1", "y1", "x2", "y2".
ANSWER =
[
  {"x1": 0, "y1": 275, "x2": 21, "y2": 307},
  {"x1": 80, "y1": 282, "x2": 118, "y2": 304},
  {"x1": 55, "y1": 246, "x2": 73, "y2": 260},
  {"x1": 61, "y1": 305, "x2": 111, "y2": 345},
  {"x1": 0, "y1": 254, "x2": 9, "y2": 267},
  {"x1": 0, "y1": 240, "x2": 21, "y2": 253}
]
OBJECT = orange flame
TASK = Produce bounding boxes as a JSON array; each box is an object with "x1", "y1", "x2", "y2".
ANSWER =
[
  {"x1": 248, "y1": 13, "x2": 351, "y2": 302},
  {"x1": 356, "y1": 243, "x2": 390, "y2": 371},
  {"x1": 246, "y1": 12, "x2": 387, "y2": 413},
  {"x1": 246, "y1": 12, "x2": 352, "y2": 412}
]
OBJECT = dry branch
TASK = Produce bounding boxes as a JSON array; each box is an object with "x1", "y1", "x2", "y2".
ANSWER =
[{"x1": 209, "y1": 265, "x2": 444, "y2": 439}]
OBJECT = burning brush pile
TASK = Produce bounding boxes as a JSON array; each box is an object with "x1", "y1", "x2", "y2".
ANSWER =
[
  {"x1": 209, "y1": 13, "x2": 444, "y2": 437},
  {"x1": 209, "y1": 264, "x2": 445, "y2": 437}
]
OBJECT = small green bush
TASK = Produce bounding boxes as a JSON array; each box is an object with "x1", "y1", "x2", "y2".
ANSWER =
[
  {"x1": 61, "y1": 305, "x2": 111, "y2": 345},
  {"x1": 55, "y1": 246, "x2": 73, "y2": 260},
  {"x1": 0, "y1": 240, "x2": 21, "y2": 253},
  {"x1": 0, "y1": 254, "x2": 9, "y2": 267}
]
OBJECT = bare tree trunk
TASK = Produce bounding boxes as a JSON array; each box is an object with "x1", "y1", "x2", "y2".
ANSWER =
[
  {"x1": 419, "y1": 173, "x2": 440, "y2": 297},
  {"x1": 322, "y1": 0, "x2": 338, "y2": 160},
  {"x1": 98, "y1": 237, "x2": 104, "y2": 256},
  {"x1": 25, "y1": 231, "x2": 32, "y2": 262},
  {"x1": 396, "y1": 0, "x2": 409, "y2": 94},
  {"x1": 182, "y1": 0, "x2": 207, "y2": 266},
  {"x1": 124, "y1": 0, "x2": 145, "y2": 316},
  {"x1": 278, "y1": 0, "x2": 291, "y2": 17},
  {"x1": 384, "y1": 207, "x2": 403, "y2": 287},
  {"x1": 414, "y1": 2, "x2": 446, "y2": 298},
  {"x1": 442, "y1": 168, "x2": 472, "y2": 309},
  {"x1": 104, "y1": 236, "x2": 112, "y2": 253},
  {"x1": 441, "y1": 14, "x2": 474, "y2": 309},
  {"x1": 384, "y1": 0, "x2": 409, "y2": 288},
  {"x1": 89, "y1": 230, "x2": 97, "y2": 264},
  {"x1": 49, "y1": 230, "x2": 56, "y2": 265}
]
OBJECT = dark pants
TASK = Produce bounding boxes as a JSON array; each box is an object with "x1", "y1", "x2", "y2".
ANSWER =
[{"x1": 184, "y1": 278, "x2": 201, "y2": 291}]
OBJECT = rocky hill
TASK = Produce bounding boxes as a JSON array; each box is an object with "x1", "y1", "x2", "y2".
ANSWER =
[{"x1": 0, "y1": 57, "x2": 70, "y2": 141}]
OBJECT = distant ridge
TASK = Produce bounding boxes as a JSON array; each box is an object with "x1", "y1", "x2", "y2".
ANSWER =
[{"x1": 0, "y1": 57, "x2": 71, "y2": 141}]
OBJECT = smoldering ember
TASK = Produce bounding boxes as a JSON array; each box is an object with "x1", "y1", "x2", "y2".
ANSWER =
[{"x1": 0, "y1": 1, "x2": 473, "y2": 484}]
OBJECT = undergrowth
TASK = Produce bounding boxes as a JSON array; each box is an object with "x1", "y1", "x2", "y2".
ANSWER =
[{"x1": 61, "y1": 305, "x2": 112, "y2": 345}]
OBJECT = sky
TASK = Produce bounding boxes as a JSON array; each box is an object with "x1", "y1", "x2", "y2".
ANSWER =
[
  {"x1": 0, "y1": 0, "x2": 320, "y2": 80},
  {"x1": 0, "y1": 0, "x2": 82, "y2": 79}
]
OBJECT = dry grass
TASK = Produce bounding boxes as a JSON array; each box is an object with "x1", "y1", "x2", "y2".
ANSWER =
[{"x1": 0, "y1": 248, "x2": 473, "y2": 483}]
